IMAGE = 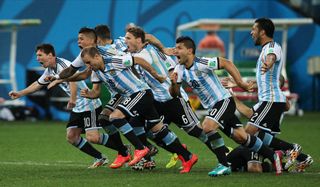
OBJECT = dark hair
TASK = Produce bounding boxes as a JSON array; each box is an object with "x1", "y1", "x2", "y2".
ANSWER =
[
  {"x1": 81, "y1": 46, "x2": 99, "y2": 58},
  {"x1": 127, "y1": 26, "x2": 145, "y2": 43},
  {"x1": 35, "y1": 43, "x2": 55, "y2": 56},
  {"x1": 78, "y1": 27, "x2": 97, "y2": 43},
  {"x1": 94, "y1": 24, "x2": 111, "y2": 40},
  {"x1": 176, "y1": 36, "x2": 196, "y2": 54},
  {"x1": 255, "y1": 18, "x2": 275, "y2": 38}
]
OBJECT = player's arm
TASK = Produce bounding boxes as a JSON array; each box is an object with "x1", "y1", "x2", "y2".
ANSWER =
[
  {"x1": 47, "y1": 68, "x2": 92, "y2": 89},
  {"x1": 219, "y1": 57, "x2": 253, "y2": 92},
  {"x1": 261, "y1": 54, "x2": 276, "y2": 75},
  {"x1": 133, "y1": 57, "x2": 166, "y2": 83},
  {"x1": 8, "y1": 81, "x2": 43, "y2": 99},
  {"x1": 145, "y1": 33, "x2": 165, "y2": 53},
  {"x1": 80, "y1": 83, "x2": 101, "y2": 99},
  {"x1": 169, "y1": 72, "x2": 182, "y2": 97},
  {"x1": 67, "y1": 82, "x2": 77, "y2": 109},
  {"x1": 232, "y1": 94, "x2": 253, "y2": 119}
]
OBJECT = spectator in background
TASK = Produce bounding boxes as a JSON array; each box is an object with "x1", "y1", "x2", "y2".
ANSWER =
[{"x1": 198, "y1": 31, "x2": 225, "y2": 57}]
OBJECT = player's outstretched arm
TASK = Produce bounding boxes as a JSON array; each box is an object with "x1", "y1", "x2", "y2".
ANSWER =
[
  {"x1": 133, "y1": 57, "x2": 166, "y2": 83},
  {"x1": 8, "y1": 81, "x2": 43, "y2": 100},
  {"x1": 219, "y1": 57, "x2": 254, "y2": 92}
]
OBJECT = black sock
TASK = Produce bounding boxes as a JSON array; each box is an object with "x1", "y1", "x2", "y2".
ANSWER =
[
  {"x1": 112, "y1": 118, "x2": 144, "y2": 150},
  {"x1": 154, "y1": 126, "x2": 192, "y2": 161},
  {"x1": 258, "y1": 131, "x2": 293, "y2": 151},
  {"x1": 269, "y1": 137, "x2": 294, "y2": 151},
  {"x1": 74, "y1": 137, "x2": 102, "y2": 159},
  {"x1": 205, "y1": 131, "x2": 228, "y2": 166}
]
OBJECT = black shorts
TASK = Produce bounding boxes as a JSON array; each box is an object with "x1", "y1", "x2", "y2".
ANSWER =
[
  {"x1": 248, "y1": 102, "x2": 286, "y2": 134},
  {"x1": 205, "y1": 97, "x2": 243, "y2": 136},
  {"x1": 154, "y1": 97, "x2": 199, "y2": 129},
  {"x1": 104, "y1": 94, "x2": 123, "y2": 111},
  {"x1": 117, "y1": 89, "x2": 161, "y2": 129},
  {"x1": 67, "y1": 106, "x2": 102, "y2": 131}
]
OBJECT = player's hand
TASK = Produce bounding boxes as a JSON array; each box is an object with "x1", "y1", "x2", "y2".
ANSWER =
[
  {"x1": 239, "y1": 81, "x2": 254, "y2": 92},
  {"x1": 67, "y1": 100, "x2": 76, "y2": 110},
  {"x1": 170, "y1": 72, "x2": 178, "y2": 84},
  {"x1": 47, "y1": 79, "x2": 63, "y2": 89},
  {"x1": 45, "y1": 75, "x2": 56, "y2": 82},
  {"x1": 80, "y1": 89, "x2": 90, "y2": 98},
  {"x1": 261, "y1": 62, "x2": 269, "y2": 75},
  {"x1": 221, "y1": 77, "x2": 237, "y2": 88},
  {"x1": 8, "y1": 91, "x2": 21, "y2": 100},
  {"x1": 163, "y1": 48, "x2": 175, "y2": 56}
]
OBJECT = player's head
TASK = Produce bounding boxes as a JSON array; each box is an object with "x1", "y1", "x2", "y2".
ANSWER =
[
  {"x1": 125, "y1": 26, "x2": 145, "y2": 52},
  {"x1": 81, "y1": 46, "x2": 101, "y2": 71},
  {"x1": 94, "y1": 24, "x2": 111, "y2": 45},
  {"x1": 251, "y1": 18, "x2": 274, "y2": 46},
  {"x1": 35, "y1": 43, "x2": 56, "y2": 68},
  {"x1": 175, "y1": 36, "x2": 196, "y2": 65},
  {"x1": 125, "y1": 22, "x2": 136, "y2": 32},
  {"x1": 78, "y1": 27, "x2": 97, "y2": 49}
]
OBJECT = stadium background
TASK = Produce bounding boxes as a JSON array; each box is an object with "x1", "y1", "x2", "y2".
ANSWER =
[{"x1": 0, "y1": 0, "x2": 320, "y2": 119}]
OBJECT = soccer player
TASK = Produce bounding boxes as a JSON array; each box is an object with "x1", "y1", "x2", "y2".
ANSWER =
[
  {"x1": 9, "y1": 43, "x2": 112, "y2": 168},
  {"x1": 52, "y1": 46, "x2": 198, "y2": 173},
  {"x1": 125, "y1": 26, "x2": 231, "y2": 171},
  {"x1": 222, "y1": 76, "x2": 314, "y2": 172},
  {"x1": 45, "y1": 27, "x2": 133, "y2": 168},
  {"x1": 246, "y1": 18, "x2": 304, "y2": 170},
  {"x1": 170, "y1": 36, "x2": 283, "y2": 176}
]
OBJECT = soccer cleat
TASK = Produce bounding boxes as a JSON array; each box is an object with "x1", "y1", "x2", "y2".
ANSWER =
[
  {"x1": 290, "y1": 155, "x2": 313, "y2": 173},
  {"x1": 109, "y1": 154, "x2": 131, "y2": 169},
  {"x1": 88, "y1": 156, "x2": 109, "y2": 169},
  {"x1": 284, "y1": 143, "x2": 302, "y2": 170},
  {"x1": 208, "y1": 163, "x2": 231, "y2": 177},
  {"x1": 131, "y1": 158, "x2": 156, "y2": 171},
  {"x1": 273, "y1": 151, "x2": 283, "y2": 175},
  {"x1": 131, "y1": 158, "x2": 146, "y2": 171},
  {"x1": 166, "y1": 153, "x2": 179, "y2": 169},
  {"x1": 144, "y1": 159, "x2": 156, "y2": 170},
  {"x1": 128, "y1": 147, "x2": 150, "y2": 166},
  {"x1": 179, "y1": 154, "x2": 198, "y2": 174}
]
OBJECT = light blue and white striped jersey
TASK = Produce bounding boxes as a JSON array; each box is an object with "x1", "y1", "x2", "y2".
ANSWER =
[
  {"x1": 256, "y1": 41, "x2": 286, "y2": 103},
  {"x1": 99, "y1": 42, "x2": 127, "y2": 56},
  {"x1": 71, "y1": 46, "x2": 118, "y2": 69},
  {"x1": 174, "y1": 57, "x2": 231, "y2": 109},
  {"x1": 109, "y1": 37, "x2": 127, "y2": 52},
  {"x1": 38, "y1": 57, "x2": 102, "y2": 113},
  {"x1": 91, "y1": 54, "x2": 150, "y2": 97},
  {"x1": 133, "y1": 44, "x2": 173, "y2": 102}
]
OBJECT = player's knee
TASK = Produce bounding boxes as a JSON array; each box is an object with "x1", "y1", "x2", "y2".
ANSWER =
[
  {"x1": 232, "y1": 129, "x2": 247, "y2": 144},
  {"x1": 66, "y1": 133, "x2": 79, "y2": 144},
  {"x1": 86, "y1": 134, "x2": 100, "y2": 144}
]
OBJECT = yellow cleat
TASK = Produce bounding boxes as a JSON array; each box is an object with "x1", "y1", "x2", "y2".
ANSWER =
[{"x1": 166, "y1": 153, "x2": 179, "y2": 168}]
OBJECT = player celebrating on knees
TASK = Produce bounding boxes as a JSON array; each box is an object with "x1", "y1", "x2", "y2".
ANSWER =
[{"x1": 170, "y1": 36, "x2": 283, "y2": 176}]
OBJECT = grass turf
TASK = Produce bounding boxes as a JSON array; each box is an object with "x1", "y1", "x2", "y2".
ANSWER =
[{"x1": 0, "y1": 112, "x2": 319, "y2": 187}]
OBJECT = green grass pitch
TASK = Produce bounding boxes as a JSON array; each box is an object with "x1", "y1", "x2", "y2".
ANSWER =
[{"x1": 0, "y1": 113, "x2": 319, "y2": 187}]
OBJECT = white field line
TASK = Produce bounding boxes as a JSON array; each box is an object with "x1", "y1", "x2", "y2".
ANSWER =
[{"x1": 0, "y1": 160, "x2": 88, "y2": 167}]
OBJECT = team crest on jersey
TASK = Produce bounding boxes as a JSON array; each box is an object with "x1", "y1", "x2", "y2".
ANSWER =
[
  {"x1": 124, "y1": 60, "x2": 132, "y2": 67},
  {"x1": 109, "y1": 70, "x2": 116, "y2": 75},
  {"x1": 195, "y1": 70, "x2": 202, "y2": 76},
  {"x1": 208, "y1": 59, "x2": 217, "y2": 68},
  {"x1": 268, "y1": 48, "x2": 274, "y2": 54}
]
